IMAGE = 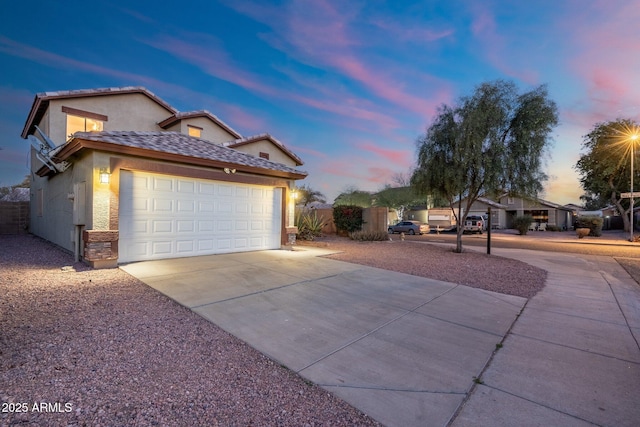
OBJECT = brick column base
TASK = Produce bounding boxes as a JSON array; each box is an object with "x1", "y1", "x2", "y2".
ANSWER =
[
  {"x1": 83, "y1": 230, "x2": 119, "y2": 269},
  {"x1": 283, "y1": 226, "x2": 298, "y2": 249}
]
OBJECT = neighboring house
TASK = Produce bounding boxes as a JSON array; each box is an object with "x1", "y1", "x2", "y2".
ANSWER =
[
  {"x1": 404, "y1": 195, "x2": 574, "y2": 230},
  {"x1": 498, "y1": 194, "x2": 574, "y2": 230},
  {"x1": 21, "y1": 87, "x2": 307, "y2": 268}
]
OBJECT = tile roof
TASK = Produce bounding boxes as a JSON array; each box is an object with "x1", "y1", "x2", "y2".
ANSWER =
[{"x1": 67, "y1": 131, "x2": 307, "y2": 177}]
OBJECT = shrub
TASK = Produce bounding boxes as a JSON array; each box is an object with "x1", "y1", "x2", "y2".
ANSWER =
[
  {"x1": 576, "y1": 228, "x2": 590, "y2": 239},
  {"x1": 512, "y1": 215, "x2": 534, "y2": 235},
  {"x1": 574, "y1": 215, "x2": 603, "y2": 237},
  {"x1": 349, "y1": 230, "x2": 390, "y2": 241},
  {"x1": 546, "y1": 225, "x2": 562, "y2": 232},
  {"x1": 295, "y1": 211, "x2": 326, "y2": 241},
  {"x1": 333, "y1": 205, "x2": 364, "y2": 233}
]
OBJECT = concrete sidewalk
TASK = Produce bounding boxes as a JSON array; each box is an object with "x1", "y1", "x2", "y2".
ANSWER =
[
  {"x1": 121, "y1": 248, "x2": 526, "y2": 427},
  {"x1": 453, "y1": 246, "x2": 640, "y2": 426}
]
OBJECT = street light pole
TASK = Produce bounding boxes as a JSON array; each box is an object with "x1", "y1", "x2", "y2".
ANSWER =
[{"x1": 631, "y1": 134, "x2": 637, "y2": 242}]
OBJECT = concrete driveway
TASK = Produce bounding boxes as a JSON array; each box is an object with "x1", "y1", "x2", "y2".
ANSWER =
[{"x1": 121, "y1": 247, "x2": 525, "y2": 427}]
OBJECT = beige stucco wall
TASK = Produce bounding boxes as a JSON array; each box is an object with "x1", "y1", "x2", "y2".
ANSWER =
[
  {"x1": 179, "y1": 117, "x2": 238, "y2": 143},
  {"x1": 29, "y1": 151, "x2": 95, "y2": 253},
  {"x1": 43, "y1": 93, "x2": 174, "y2": 145},
  {"x1": 233, "y1": 139, "x2": 297, "y2": 167}
]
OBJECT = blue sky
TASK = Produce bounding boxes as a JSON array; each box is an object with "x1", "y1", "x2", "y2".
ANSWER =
[{"x1": 1, "y1": 0, "x2": 639, "y2": 204}]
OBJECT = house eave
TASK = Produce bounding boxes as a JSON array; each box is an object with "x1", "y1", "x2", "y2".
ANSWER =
[{"x1": 53, "y1": 138, "x2": 308, "y2": 180}]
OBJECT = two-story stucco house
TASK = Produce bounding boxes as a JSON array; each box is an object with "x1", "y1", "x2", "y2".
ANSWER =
[{"x1": 21, "y1": 87, "x2": 307, "y2": 268}]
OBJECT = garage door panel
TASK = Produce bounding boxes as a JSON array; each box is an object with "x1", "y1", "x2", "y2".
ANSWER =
[
  {"x1": 218, "y1": 184, "x2": 233, "y2": 196},
  {"x1": 119, "y1": 171, "x2": 281, "y2": 263},
  {"x1": 177, "y1": 220, "x2": 194, "y2": 232},
  {"x1": 198, "y1": 239, "x2": 214, "y2": 250},
  {"x1": 153, "y1": 177, "x2": 173, "y2": 191},
  {"x1": 152, "y1": 241, "x2": 172, "y2": 255},
  {"x1": 153, "y1": 220, "x2": 172, "y2": 233},
  {"x1": 176, "y1": 240, "x2": 194, "y2": 253},
  {"x1": 153, "y1": 199, "x2": 173, "y2": 212},
  {"x1": 177, "y1": 200, "x2": 195, "y2": 212},
  {"x1": 218, "y1": 220, "x2": 233, "y2": 232},
  {"x1": 177, "y1": 180, "x2": 195, "y2": 193},
  {"x1": 199, "y1": 183, "x2": 214, "y2": 195},
  {"x1": 198, "y1": 221, "x2": 214, "y2": 232}
]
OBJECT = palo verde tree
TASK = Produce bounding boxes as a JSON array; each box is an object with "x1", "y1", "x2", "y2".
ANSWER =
[
  {"x1": 411, "y1": 79, "x2": 558, "y2": 253},
  {"x1": 575, "y1": 118, "x2": 639, "y2": 232},
  {"x1": 295, "y1": 184, "x2": 326, "y2": 207},
  {"x1": 333, "y1": 186, "x2": 373, "y2": 207},
  {"x1": 374, "y1": 185, "x2": 423, "y2": 221}
]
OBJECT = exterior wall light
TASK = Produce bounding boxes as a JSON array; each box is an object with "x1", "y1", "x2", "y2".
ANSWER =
[
  {"x1": 224, "y1": 168, "x2": 236, "y2": 174},
  {"x1": 99, "y1": 168, "x2": 110, "y2": 184}
]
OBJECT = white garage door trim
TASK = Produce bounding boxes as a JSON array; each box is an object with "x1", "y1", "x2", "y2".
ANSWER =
[{"x1": 118, "y1": 170, "x2": 282, "y2": 263}]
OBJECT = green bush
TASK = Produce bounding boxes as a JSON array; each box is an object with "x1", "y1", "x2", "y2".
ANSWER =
[
  {"x1": 349, "y1": 230, "x2": 390, "y2": 241},
  {"x1": 574, "y1": 215, "x2": 603, "y2": 237},
  {"x1": 333, "y1": 205, "x2": 364, "y2": 233},
  {"x1": 295, "y1": 211, "x2": 326, "y2": 241},
  {"x1": 512, "y1": 215, "x2": 534, "y2": 235},
  {"x1": 576, "y1": 228, "x2": 590, "y2": 239}
]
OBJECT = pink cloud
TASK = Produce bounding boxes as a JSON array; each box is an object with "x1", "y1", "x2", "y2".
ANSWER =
[
  {"x1": 356, "y1": 142, "x2": 412, "y2": 167},
  {"x1": 145, "y1": 32, "x2": 401, "y2": 131},
  {"x1": 371, "y1": 19, "x2": 454, "y2": 43},
  {"x1": 226, "y1": 1, "x2": 449, "y2": 118},
  {"x1": 219, "y1": 104, "x2": 268, "y2": 135},
  {"x1": 0, "y1": 36, "x2": 214, "y2": 107},
  {"x1": 288, "y1": 145, "x2": 328, "y2": 160},
  {"x1": 563, "y1": 1, "x2": 640, "y2": 117},
  {"x1": 320, "y1": 159, "x2": 364, "y2": 180},
  {"x1": 365, "y1": 166, "x2": 396, "y2": 185}
]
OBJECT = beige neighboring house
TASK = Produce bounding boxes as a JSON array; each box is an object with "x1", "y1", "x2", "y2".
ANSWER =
[
  {"x1": 406, "y1": 194, "x2": 574, "y2": 231},
  {"x1": 21, "y1": 86, "x2": 307, "y2": 268},
  {"x1": 497, "y1": 194, "x2": 573, "y2": 229}
]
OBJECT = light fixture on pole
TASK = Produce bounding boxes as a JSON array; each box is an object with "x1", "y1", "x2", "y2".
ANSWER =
[{"x1": 630, "y1": 133, "x2": 638, "y2": 242}]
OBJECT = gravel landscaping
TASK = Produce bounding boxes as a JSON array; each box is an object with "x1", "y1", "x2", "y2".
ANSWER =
[
  {"x1": 1, "y1": 235, "x2": 380, "y2": 427},
  {"x1": 313, "y1": 236, "x2": 547, "y2": 299}
]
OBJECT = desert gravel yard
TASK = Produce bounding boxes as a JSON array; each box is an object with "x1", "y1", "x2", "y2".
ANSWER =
[
  {"x1": 316, "y1": 237, "x2": 548, "y2": 299},
  {"x1": 0, "y1": 235, "x2": 380, "y2": 427}
]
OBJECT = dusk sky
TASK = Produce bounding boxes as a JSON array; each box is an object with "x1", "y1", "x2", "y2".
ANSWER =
[{"x1": 1, "y1": 0, "x2": 639, "y2": 205}]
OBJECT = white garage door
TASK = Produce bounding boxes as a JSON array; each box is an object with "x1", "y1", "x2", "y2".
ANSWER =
[{"x1": 118, "y1": 170, "x2": 282, "y2": 263}]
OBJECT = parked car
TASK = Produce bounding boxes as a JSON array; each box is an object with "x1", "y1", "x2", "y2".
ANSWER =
[
  {"x1": 388, "y1": 221, "x2": 430, "y2": 235},
  {"x1": 463, "y1": 215, "x2": 486, "y2": 234}
]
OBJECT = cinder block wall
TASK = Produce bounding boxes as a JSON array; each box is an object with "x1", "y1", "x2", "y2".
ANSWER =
[{"x1": 0, "y1": 202, "x2": 30, "y2": 234}]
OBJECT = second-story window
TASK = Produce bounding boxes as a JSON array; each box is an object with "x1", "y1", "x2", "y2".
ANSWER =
[
  {"x1": 63, "y1": 106, "x2": 106, "y2": 139},
  {"x1": 188, "y1": 125, "x2": 202, "y2": 138}
]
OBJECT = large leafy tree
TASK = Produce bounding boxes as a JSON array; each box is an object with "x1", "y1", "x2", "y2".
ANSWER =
[
  {"x1": 411, "y1": 80, "x2": 558, "y2": 252},
  {"x1": 575, "y1": 119, "x2": 639, "y2": 232}
]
